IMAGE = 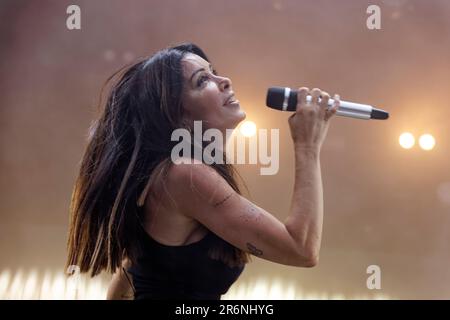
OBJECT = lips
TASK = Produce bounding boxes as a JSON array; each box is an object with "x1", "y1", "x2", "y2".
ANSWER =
[{"x1": 224, "y1": 93, "x2": 238, "y2": 105}]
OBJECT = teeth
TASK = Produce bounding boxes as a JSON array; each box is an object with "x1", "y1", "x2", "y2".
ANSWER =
[{"x1": 224, "y1": 95, "x2": 237, "y2": 105}]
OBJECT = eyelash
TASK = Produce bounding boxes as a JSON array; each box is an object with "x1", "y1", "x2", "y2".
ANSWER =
[{"x1": 197, "y1": 69, "x2": 219, "y2": 87}]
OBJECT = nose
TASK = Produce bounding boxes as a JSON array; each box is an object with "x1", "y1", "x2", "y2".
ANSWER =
[{"x1": 218, "y1": 76, "x2": 232, "y2": 92}]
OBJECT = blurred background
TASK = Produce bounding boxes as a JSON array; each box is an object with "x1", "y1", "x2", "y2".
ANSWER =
[{"x1": 1, "y1": 0, "x2": 450, "y2": 299}]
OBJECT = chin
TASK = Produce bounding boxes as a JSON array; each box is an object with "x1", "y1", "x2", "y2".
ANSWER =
[
  {"x1": 229, "y1": 110, "x2": 246, "y2": 129},
  {"x1": 236, "y1": 108, "x2": 246, "y2": 122}
]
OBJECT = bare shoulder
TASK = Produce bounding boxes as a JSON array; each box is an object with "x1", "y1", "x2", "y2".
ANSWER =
[
  {"x1": 164, "y1": 158, "x2": 234, "y2": 215},
  {"x1": 166, "y1": 157, "x2": 219, "y2": 183}
]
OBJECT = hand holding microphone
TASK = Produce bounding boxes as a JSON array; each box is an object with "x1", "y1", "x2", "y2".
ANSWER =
[
  {"x1": 286, "y1": 87, "x2": 340, "y2": 150},
  {"x1": 266, "y1": 86, "x2": 389, "y2": 150},
  {"x1": 266, "y1": 86, "x2": 389, "y2": 120}
]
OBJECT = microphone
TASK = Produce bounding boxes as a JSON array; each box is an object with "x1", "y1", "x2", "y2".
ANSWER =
[{"x1": 266, "y1": 87, "x2": 389, "y2": 120}]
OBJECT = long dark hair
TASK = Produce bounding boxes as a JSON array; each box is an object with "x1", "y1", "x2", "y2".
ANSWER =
[{"x1": 66, "y1": 43, "x2": 250, "y2": 277}]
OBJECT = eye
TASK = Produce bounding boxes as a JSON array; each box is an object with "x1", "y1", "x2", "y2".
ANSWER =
[
  {"x1": 197, "y1": 74, "x2": 210, "y2": 87},
  {"x1": 196, "y1": 68, "x2": 219, "y2": 87}
]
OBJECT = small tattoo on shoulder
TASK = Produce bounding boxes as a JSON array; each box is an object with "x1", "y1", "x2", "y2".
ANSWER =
[
  {"x1": 247, "y1": 242, "x2": 263, "y2": 256},
  {"x1": 213, "y1": 192, "x2": 234, "y2": 207}
]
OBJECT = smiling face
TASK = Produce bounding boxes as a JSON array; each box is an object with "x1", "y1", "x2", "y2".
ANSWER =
[{"x1": 181, "y1": 53, "x2": 246, "y2": 135}]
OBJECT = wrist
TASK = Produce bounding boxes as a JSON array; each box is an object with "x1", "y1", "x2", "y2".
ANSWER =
[
  {"x1": 294, "y1": 149, "x2": 320, "y2": 164},
  {"x1": 294, "y1": 144, "x2": 321, "y2": 155}
]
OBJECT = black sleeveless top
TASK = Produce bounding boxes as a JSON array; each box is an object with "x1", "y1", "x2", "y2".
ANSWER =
[{"x1": 127, "y1": 230, "x2": 245, "y2": 300}]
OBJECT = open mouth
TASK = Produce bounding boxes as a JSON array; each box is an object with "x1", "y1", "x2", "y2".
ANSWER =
[
  {"x1": 224, "y1": 99, "x2": 239, "y2": 105},
  {"x1": 224, "y1": 94, "x2": 239, "y2": 105}
]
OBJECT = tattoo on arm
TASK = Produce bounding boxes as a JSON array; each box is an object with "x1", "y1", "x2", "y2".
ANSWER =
[
  {"x1": 213, "y1": 192, "x2": 234, "y2": 207},
  {"x1": 247, "y1": 242, "x2": 263, "y2": 256}
]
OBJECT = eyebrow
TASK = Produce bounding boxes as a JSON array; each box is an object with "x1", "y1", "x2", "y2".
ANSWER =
[{"x1": 190, "y1": 63, "x2": 213, "y2": 83}]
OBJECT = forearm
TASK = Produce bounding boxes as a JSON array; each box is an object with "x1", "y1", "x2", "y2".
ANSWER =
[{"x1": 284, "y1": 146, "x2": 323, "y2": 262}]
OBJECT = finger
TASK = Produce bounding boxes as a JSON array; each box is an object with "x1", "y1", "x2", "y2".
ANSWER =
[
  {"x1": 310, "y1": 88, "x2": 321, "y2": 105},
  {"x1": 297, "y1": 87, "x2": 309, "y2": 108},
  {"x1": 319, "y1": 91, "x2": 330, "y2": 110},
  {"x1": 326, "y1": 94, "x2": 340, "y2": 120},
  {"x1": 333, "y1": 94, "x2": 340, "y2": 111}
]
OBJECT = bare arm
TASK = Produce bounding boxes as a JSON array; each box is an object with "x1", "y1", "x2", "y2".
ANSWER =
[
  {"x1": 284, "y1": 147, "x2": 322, "y2": 265},
  {"x1": 163, "y1": 87, "x2": 339, "y2": 267},
  {"x1": 283, "y1": 87, "x2": 340, "y2": 264},
  {"x1": 165, "y1": 162, "x2": 310, "y2": 266}
]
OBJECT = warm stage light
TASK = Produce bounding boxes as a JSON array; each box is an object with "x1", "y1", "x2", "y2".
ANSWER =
[
  {"x1": 399, "y1": 132, "x2": 415, "y2": 149},
  {"x1": 419, "y1": 134, "x2": 435, "y2": 151},
  {"x1": 0, "y1": 269, "x2": 390, "y2": 299},
  {"x1": 239, "y1": 121, "x2": 257, "y2": 137}
]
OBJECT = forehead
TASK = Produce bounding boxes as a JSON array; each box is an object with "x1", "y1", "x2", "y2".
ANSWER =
[{"x1": 181, "y1": 53, "x2": 209, "y2": 74}]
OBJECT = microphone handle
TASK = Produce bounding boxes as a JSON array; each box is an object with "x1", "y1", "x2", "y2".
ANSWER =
[
  {"x1": 305, "y1": 96, "x2": 372, "y2": 120},
  {"x1": 276, "y1": 88, "x2": 388, "y2": 120}
]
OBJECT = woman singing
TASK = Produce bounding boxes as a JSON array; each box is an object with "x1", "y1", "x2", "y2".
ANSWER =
[{"x1": 66, "y1": 43, "x2": 340, "y2": 300}]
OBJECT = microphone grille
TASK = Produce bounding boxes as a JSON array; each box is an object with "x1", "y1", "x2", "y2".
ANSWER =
[{"x1": 266, "y1": 87, "x2": 287, "y2": 110}]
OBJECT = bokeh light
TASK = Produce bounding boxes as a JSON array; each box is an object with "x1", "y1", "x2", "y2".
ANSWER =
[
  {"x1": 239, "y1": 121, "x2": 257, "y2": 137},
  {"x1": 419, "y1": 134, "x2": 435, "y2": 151},
  {"x1": 399, "y1": 132, "x2": 415, "y2": 149}
]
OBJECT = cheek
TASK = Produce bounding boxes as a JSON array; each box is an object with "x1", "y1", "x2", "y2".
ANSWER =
[
  {"x1": 192, "y1": 88, "x2": 223, "y2": 116},
  {"x1": 183, "y1": 84, "x2": 227, "y2": 125},
  {"x1": 202, "y1": 84, "x2": 222, "y2": 107}
]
